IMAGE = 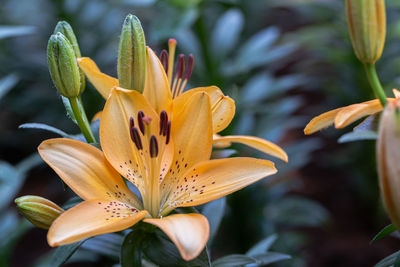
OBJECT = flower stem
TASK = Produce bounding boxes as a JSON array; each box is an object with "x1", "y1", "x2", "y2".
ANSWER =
[
  {"x1": 68, "y1": 96, "x2": 96, "y2": 143},
  {"x1": 364, "y1": 63, "x2": 387, "y2": 106}
]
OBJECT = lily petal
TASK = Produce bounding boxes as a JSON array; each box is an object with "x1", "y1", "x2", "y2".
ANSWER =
[
  {"x1": 48, "y1": 200, "x2": 147, "y2": 246},
  {"x1": 100, "y1": 87, "x2": 159, "y2": 196},
  {"x1": 38, "y1": 138, "x2": 141, "y2": 208},
  {"x1": 165, "y1": 157, "x2": 276, "y2": 210},
  {"x1": 173, "y1": 86, "x2": 235, "y2": 133},
  {"x1": 161, "y1": 92, "x2": 213, "y2": 195},
  {"x1": 334, "y1": 99, "x2": 383, "y2": 128},
  {"x1": 393, "y1": 89, "x2": 400, "y2": 98},
  {"x1": 143, "y1": 47, "x2": 173, "y2": 114},
  {"x1": 213, "y1": 135, "x2": 288, "y2": 162},
  {"x1": 304, "y1": 107, "x2": 343, "y2": 135},
  {"x1": 144, "y1": 213, "x2": 209, "y2": 261},
  {"x1": 77, "y1": 57, "x2": 119, "y2": 99}
]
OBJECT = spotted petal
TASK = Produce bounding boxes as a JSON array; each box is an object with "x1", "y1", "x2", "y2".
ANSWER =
[
  {"x1": 173, "y1": 86, "x2": 235, "y2": 133},
  {"x1": 100, "y1": 87, "x2": 160, "y2": 196},
  {"x1": 163, "y1": 157, "x2": 276, "y2": 212},
  {"x1": 144, "y1": 213, "x2": 209, "y2": 261},
  {"x1": 143, "y1": 47, "x2": 173, "y2": 114},
  {"x1": 213, "y1": 135, "x2": 288, "y2": 162},
  {"x1": 38, "y1": 138, "x2": 141, "y2": 208},
  {"x1": 48, "y1": 200, "x2": 147, "y2": 246},
  {"x1": 77, "y1": 57, "x2": 119, "y2": 99},
  {"x1": 334, "y1": 99, "x2": 383, "y2": 128}
]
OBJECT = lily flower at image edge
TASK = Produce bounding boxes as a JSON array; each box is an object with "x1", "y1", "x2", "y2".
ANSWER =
[
  {"x1": 38, "y1": 87, "x2": 278, "y2": 261},
  {"x1": 77, "y1": 42, "x2": 288, "y2": 163},
  {"x1": 304, "y1": 89, "x2": 400, "y2": 135}
]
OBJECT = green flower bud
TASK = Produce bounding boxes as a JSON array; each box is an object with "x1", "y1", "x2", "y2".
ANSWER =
[
  {"x1": 377, "y1": 98, "x2": 400, "y2": 230},
  {"x1": 54, "y1": 21, "x2": 85, "y2": 93},
  {"x1": 15, "y1": 195, "x2": 64, "y2": 229},
  {"x1": 47, "y1": 32, "x2": 81, "y2": 98},
  {"x1": 118, "y1": 14, "x2": 146, "y2": 92},
  {"x1": 346, "y1": 0, "x2": 386, "y2": 64}
]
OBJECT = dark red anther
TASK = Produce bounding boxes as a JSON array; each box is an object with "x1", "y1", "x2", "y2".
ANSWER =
[
  {"x1": 130, "y1": 127, "x2": 143, "y2": 150},
  {"x1": 166, "y1": 121, "x2": 171, "y2": 145},
  {"x1": 174, "y1": 54, "x2": 186, "y2": 79},
  {"x1": 149, "y1": 135, "x2": 159, "y2": 158},
  {"x1": 159, "y1": 110, "x2": 168, "y2": 135},
  {"x1": 137, "y1": 111, "x2": 145, "y2": 135},
  {"x1": 160, "y1": 50, "x2": 168, "y2": 73},
  {"x1": 184, "y1": 54, "x2": 194, "y2": 80},
  {"x1": 129, "y1": 116, "x2": 135, "y2": 129}
]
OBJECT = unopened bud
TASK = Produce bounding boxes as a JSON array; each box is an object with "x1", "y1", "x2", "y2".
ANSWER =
[
  {"x1": 377, "y1": 98, "x2": 400, "y2": 230},
  {"x1": 346, "y1": 0, "x2": 386, "y2": 64},
  {"x1": 15, "y1": 195, "x2": 64, "y2": 229},
  {"x1": 118, "y1": 14, "x2": 146, "y2": 92},
  {"x1": 54, "y1": 21, "x2": 85, "y2": 93},
  {"x1": 47, "y1": 33, "x2": 81, "y2": 98}
]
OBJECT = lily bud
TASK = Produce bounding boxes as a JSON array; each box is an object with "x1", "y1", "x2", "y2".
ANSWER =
[
  {"x1": 15, "y1": 195, "x2": 64, "y2": 229},
  {"x1": 54, "y1": 21, "x2": 85, "y2": 93},
  {"x1": 345, "y1": 0, "x2": 386, "y2": 64},
  {"x1": 47, "y1": 33, "x2": 82, "y2": 98},
  {"x1": 118, "y1": 14, "x2": 146, "y2": 92},
  {"x1": 377, "y1": 98, "x2": 400, "y2": 230}
]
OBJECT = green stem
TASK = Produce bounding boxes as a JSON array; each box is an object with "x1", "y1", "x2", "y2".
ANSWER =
[
  {"x1": 364, "y1": 63, "x2": 387, "y2": 106},
  {"x1": 68, "y1": 96, "x2": 96, "y2": 143}
]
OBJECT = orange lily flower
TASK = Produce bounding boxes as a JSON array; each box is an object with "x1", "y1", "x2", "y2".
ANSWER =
[
  {"x1": 38, "y1": 87, "x2": 277, "y2": 260},
  {"x1": 304, "y1": 89, "x2": 400, "y2": 135},
  {"x1": 77, "y1": 40, "x2": 287, "y2": 162}
]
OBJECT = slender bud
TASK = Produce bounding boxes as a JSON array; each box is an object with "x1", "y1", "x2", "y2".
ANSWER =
[
  {"x1": 54, "y1": 21, "x2": 85, "y2": 93},
  {"x1": 346, "y1": 0, "x2": 386, "y2": 64},
  {"x1": 118, "y1": 14, "x2": 146, "y2": 92},
  {"x1": 15, "y1": 195, "x2": 64, "y2": 229},
  {"x1": 377, "y1": 98, "x2": 400, "y2": 230},
  {"x1": 47, "y1": 33, "x2": 81, "y2": 98}
]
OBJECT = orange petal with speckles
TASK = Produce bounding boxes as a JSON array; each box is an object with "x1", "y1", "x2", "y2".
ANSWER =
[
  {"x1": 173, "y1": 86, "x2": 235, "y2": 133},
  {"x1": 163, "y1": 157, "x2": 276, "y2": 211},
  {"x1": 38, "y1": 138, "x2": 141, "y2": 208},
  {"x1": 144, "y1": 213, "x2": 209, "y2": 261},
  {"x1": 48, "y1": 200, "x2": 147, "y2": 246},
  {"x1": 77, "y1": 57, "x2": 119, "y2": 99}
]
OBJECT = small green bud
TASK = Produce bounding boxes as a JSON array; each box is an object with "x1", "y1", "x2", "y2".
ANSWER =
[
  {"x1": 54, "y1": 21, "x2": 85, "y2": 93},
  {"x1": 118, "y1": 14, "x2": 146, "y2": 92},
  {"x1": 47, "y1": 32, "x2": 81, "y2": 98},
  {"x1": 15, "y1": 195, "x2": 64, "y2": 229},
  {"x1": 346, "y1": 0, "x2": 386, "y2": 64}
]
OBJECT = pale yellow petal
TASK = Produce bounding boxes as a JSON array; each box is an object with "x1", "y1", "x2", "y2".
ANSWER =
[
  {"x1": 143, "y1": 47, "x2": 173, "y2": 114},
  {"x1": 144, "y1": 213, "x2": 209, "y2": 261},
  {"x1": 334, "y1": 99, "x2": 383, "y2": 128},
  {"x1": 213, "y1": 135, "x2": 288, "y2": 162},
  {"x1": 173, "y1": 86, "x2": 235, "y2": 133},
  {"x1": 161, "y1": 92, "x2": 213, "y2": 196},
  {"x1": 38, "y1": 138, "x2": 141, "y2": 208},
  {"x1": 100, "y1": 87, "x2": 160, "y2": 196},
  {"x1": 48, "y1": 200, "x2": 147, "y2": 246},
  {"x1": 164, "y1": 157, "x2": 276, "y2": 210},
  {"x1": 304, "y1": 107, "x2": 342, "y2": 135},
  {"x1": 77, "y1": 57, "x2": 119, "y2": 99}
]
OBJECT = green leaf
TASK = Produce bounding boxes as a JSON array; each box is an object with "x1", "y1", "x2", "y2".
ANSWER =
[
  {"x1": 19, "y1": 123, "x2": 71, "y2": 138},
  {"x1": 371, "y1": 224, "x2": 397, "y2": 244},
  {"x1": 142, "y1": 229, "x2": 211, "y2": 267},
  {"x1": 246, "y1": 234, "x2": 278, "y2": 256},
  {"x1": 202, "y1": 197, "x2": 226, "y2": 245},
  {"x1": 0, "y1": 161, "x2": 25, "y2": 210},
  {"x1": 48, "y1": 241, "x2": 85, "y2": 267},
  {"x1": 0, "y1": 26, "x2": 36, "y2": 39},
  {"x1": 0, "y1": 74, "x2": 18, "y2": 100},
  {"x1": 213, "y1": 252, "x2": 290, "y2": 267},
  {"x1": 61, "y1": 96, "x2": 78, "y2": 124},
  {"x1": 338, "y1": 130, "x2": 377, "y2": 143},
  {"x1": 121, "y1": 228, "x2": 146, "y2": 267},
  {"x1": 82, "y1": 233, "x2": 123, "y2": 259},
  {"x1": 375, "y1": 251, "x2": 400, "y2": 267}
]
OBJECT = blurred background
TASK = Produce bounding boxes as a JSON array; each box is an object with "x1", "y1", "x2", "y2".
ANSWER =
[{"x1": 2, "y1": 0, "x2": 400, "y2": 266}]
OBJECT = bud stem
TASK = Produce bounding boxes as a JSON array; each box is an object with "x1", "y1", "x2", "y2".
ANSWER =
[
  {"x1": 364, "y1": 63, "x2": 387, "y2": 107},
  {"x1": 69, "y1": 97, "x2": 97, "y2": 143}
]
